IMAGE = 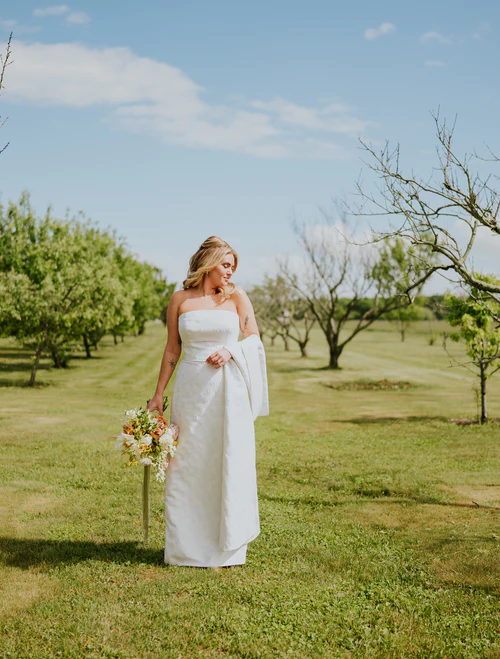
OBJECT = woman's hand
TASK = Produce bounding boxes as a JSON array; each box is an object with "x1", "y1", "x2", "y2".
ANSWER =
[
  {"x1": 147, "y1": 394, "x2": 165, "y2": 414},
  {"x1": 206, "y1": 348, "x2": 232, "y2": 369}
]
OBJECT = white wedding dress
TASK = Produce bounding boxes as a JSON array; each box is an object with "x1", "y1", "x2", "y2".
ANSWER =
[{"x1": 164, "y1": 309, "x2": 268, "y2": 567}]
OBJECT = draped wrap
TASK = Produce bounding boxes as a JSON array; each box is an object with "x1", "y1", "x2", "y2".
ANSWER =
[{"x1": 219, "y1": 334, "x2": 269, "y2": 551}]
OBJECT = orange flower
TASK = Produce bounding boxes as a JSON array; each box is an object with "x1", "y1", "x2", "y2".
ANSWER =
[{"x1": 123, "y1": 425, "x2": 135, "y2": 435}]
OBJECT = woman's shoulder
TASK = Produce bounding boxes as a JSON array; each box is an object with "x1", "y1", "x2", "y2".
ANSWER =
[
  {"x1": 230, "y1": 284, "x2": 247, "y2": 297},
  {"x1": 230, "y1": 285, "x2": 252, "y2": 306},
  {"x1": 170, "y1": 289, "x2": 192, "y2": 310}
]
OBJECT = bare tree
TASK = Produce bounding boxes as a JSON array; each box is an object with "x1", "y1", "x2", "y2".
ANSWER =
[
  {"x1": 0, "y1": 33, "x2": 13, "y2": 155},
  {"x1": 280, "y1": 213, "x2": 430, "y2": 369},
  {"x1": 249, "y1": 275, "x2": 315, "y2": 355},
  {"x1": 355, "y1": 112, "x2": 500, "y2": 308}
]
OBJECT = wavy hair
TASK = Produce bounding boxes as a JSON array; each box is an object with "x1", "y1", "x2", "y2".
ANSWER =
[{"x1": 183, "y1": 236, "x2": 238, "y2": 298}]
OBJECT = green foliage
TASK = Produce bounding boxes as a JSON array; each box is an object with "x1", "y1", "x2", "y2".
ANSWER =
[
  {"x1": 447, "y1": 280, "x2": 500, "y2": 361},
  {"x1": 445, "y1": 275, "x2": 500, "y2": 422},
  {"x1": 0, "y1": 192, "x2": 174, "y2": 383}
]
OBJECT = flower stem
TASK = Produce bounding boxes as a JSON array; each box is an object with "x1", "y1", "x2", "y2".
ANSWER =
[{"x1": 142, "y1": 465, "x2": 151, "y2": 544}]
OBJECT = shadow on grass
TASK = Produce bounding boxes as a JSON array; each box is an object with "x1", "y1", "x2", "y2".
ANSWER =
[
  {"x1": 329, "y1": 415, "x2": 449, "y2": 425},
  {"x1": 0, "y1": 538, "x2": 164, "y2": 569},
  {"x1": 260, "y1": 492, "x2": 498, "y2": 510},
  {"x1": 0, "y1": 378, "x2": 52, "y2": 388}
]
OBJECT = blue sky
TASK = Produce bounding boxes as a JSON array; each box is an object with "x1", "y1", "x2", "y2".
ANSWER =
[{"x1": 1, "y1": 1, "x2": 499, "y2": 288}]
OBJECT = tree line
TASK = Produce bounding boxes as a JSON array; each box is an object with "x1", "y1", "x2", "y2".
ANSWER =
[{"x1": 0, "y1": 193, "x2": 174, "y2": 385}]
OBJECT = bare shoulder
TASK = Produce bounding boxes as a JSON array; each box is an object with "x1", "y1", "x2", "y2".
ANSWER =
[
  {"x1": 170, "y1": 289, "x2": 191, "y2": 311},
  {"x1": 231, "y1": 285, "x2": 253, "y2": 310},
  {"x1": 231, "y1": 285, "x2": 250, "y2": 301}
]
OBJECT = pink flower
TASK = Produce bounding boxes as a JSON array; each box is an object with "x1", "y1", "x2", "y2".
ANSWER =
[{"x1": 169, "y1": 424, "x2": 180, "y2": 440}]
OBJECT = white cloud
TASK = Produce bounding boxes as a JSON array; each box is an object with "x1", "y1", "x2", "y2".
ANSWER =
[
  {"x1": 33, "y1": 5, "x2": 70, "y2": 17},
  {"x1": 420, "y1": 31, "x2": 453, "y2": 46},
  {"x1": 424, "y1": 60, "x2": 446, "y2": 67},
  {"x1": 7, "y1": 40, "x2": 370, "y2": 160},
  {"x1": 364, "y1": 23, "x2": 396, "y2": 40},
  {"x1": 65, "y1": 11, "x2": 90, "y2": 25},
  {"x1": 0, "y1": 19, "x2": 17, "y2": 28},
  {"x1": 0, "y1": 18, "x2": 40, "y2": 35},
  {"x1": 251, "y1": 98, "x2": 371, "y2": 134}
]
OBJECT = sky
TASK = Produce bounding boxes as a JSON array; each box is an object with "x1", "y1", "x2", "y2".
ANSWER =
[{"x1": 1, "y1": 0, "x2": 499, "y2": 290}]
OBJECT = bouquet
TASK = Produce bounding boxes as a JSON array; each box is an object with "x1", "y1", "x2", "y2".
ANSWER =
[
  {"x1": 116, "y1": 400, "x2": 179, "y2": 544},
  {"x1": 115, "y1": 407, "x2": 179, "y2": 483}
]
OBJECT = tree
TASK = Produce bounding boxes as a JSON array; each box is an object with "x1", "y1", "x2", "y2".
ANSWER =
[
  {"x1": 280, "y1": 214, "x2": 431, "y2": 369},
  {"x1": 249, "y1": 276, "x2": 316, "y2": 356},
  {"x1": 0, "y1": 33, "x2": 12, "y2": 155},
  {"x1": 356, "y1": 113, "x2": 500, "y2": 310},
  {"x1": 384, "y1": 296, "x2": 426, "y2": 342},
  {"x1": 445, "y1": 277, "x2": 500, "y2": 424},
  {"x1": 0, "y1": 193, "x2": 173, "y2": 384},
  {"x1": 0, "y1": 195, "x2": 127, "y2": 380}
]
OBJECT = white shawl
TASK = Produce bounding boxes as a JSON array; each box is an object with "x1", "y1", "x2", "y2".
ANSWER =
[{"x1": 219, "y1": 334, "x2": 269, "y2": 551}]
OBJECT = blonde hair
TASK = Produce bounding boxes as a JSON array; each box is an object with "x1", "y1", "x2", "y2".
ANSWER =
[{"x1": 183, "y1": 236, "x2": 238, "y2": 298}]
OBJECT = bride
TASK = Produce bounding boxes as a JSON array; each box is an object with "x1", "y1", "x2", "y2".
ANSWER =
[{"x1": 147, "y1": 236, "x2": 268, "y2": 567}]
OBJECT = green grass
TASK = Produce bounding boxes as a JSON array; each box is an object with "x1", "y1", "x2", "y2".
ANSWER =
[{"x1": 0, "y1": 322, "x2": 499, "y2": 658}]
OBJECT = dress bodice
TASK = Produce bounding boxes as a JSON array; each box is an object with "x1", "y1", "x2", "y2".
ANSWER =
[{"x1": 178, "y1": 310, "x2": 240, "y2": 362}]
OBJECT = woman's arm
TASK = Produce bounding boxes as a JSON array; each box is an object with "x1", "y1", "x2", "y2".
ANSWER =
[
  {"x1": 147, "y1": 291, "x2": 183, "y2": 414},
  {"x1": 234, "y1": 286, "x2": 260, "y2": 338}
]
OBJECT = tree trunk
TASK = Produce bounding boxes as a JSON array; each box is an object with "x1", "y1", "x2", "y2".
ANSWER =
[
  {"x1": 270, "y1": 335, "x2": 276, "y2": 346},
  {"x1": 480, "y1": 362, "x2": 487, "y2": 424},
  {"x1": 83, "y1": 335, "x2": 92, "y2": 359},
  {"x1": 282, "y1": 334, "x2": 290, "y2": 351},
  {"x1": 113, "y1": 333, "x2": 118, "y2": 345},
  {"x1": 328, "y1": 342, "x2": 342, "y2": 369},
  {"x1": 121, "y1": 335, "x2": 125, "y2": 343},
  {"x1": 51, "y1": 349, "x2": 62, "y2": 368},
  {"x1": 299, "y1": 341, "x2": 308, "y2": 358},
  {"x1": 29, "y1": 343, "x2": 44, "y2": 386},
  {"x1": 401, "y1": 328, "x2": 405, "y2": 342}
]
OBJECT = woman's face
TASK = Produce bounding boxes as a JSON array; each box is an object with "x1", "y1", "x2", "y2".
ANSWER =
[{"x1": 207, "y1": 252, "x2": 235, "y2": 290}]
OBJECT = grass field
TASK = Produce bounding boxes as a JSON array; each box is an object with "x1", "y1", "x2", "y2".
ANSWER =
[{"x1": 0, "y1": 322, "x2": 499, "y2": 658}]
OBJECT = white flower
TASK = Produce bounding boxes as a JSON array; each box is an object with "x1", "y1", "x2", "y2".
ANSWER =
[
  {"x1": 159, "y1": 434, "x2": 173, "y2": 448},
  {"x1": 115, "y1": 433, "x2": 136, "y2": 450},
  {"x1": 140, "y1": 457, "x2": 153, "y2": 466},
  {"x1": 124, "y1": 410, "x2": 138, "y2": 421},
  {"x1": 142, "y1": 434, "x2": 152, "y2": 446}
]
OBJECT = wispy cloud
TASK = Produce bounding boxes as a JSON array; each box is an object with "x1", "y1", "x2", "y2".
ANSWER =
[
  {"x1": 0, "y1": 18, "x2": 40, "y2": 35},
  {"x1": 7, "y1": 41, "x2": 371, "y2": 160},
  {"x1": 0, "y1": 18, "x2": 17, "y2": 28},
  {"x1": 364, "y1": 23, "x2": 396, "y2": 40},
  {"x1": 65, "y1": 11, "x2": 90, "y2": 25},
  {"x1": 424, "y1": 60, "x2": 446, "y2": 67},
  {"x1": 33, "y1": 5, "x2": 70, "y2": 17},
  {"x1": 420, "y1": 31, "x2": 453, "y2": 46},
  {"x1": 251, "y1": 98, "x2": 371, "y2": 134}
]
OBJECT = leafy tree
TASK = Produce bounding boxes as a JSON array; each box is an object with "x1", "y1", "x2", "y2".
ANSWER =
[
  {"x1": 446, "y1": 277, "x2": 500, "y2": 424},
  {"x1": 0, "y1": 193, "x2": 173, "y2": 384}
]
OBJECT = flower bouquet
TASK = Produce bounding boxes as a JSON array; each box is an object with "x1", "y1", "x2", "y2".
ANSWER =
[{"x1": 116, "y1": 398, "x2": 179, "y2": 543}]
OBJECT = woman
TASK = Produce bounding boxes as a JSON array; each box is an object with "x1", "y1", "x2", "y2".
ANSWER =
[{"x1": 147, "y1": 236, "x2": 268, "y2": 567}]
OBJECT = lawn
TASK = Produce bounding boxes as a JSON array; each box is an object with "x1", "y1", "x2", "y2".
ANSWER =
[{"x1": 0, "y1": 322, "x2": 499, "y2": 658}]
